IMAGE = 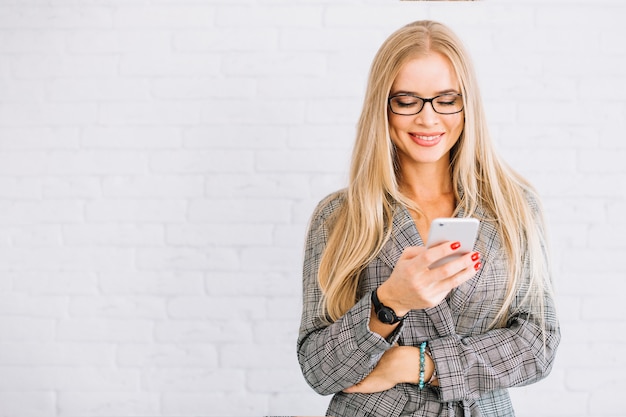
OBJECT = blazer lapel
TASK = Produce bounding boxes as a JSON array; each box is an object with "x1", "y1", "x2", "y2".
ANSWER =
[
  {"x1": 376, "y1": 204, "x2": 423, "y2": 271},
  {"x1": 375, "y1": 200, "x2": 486, "y2": 338}
]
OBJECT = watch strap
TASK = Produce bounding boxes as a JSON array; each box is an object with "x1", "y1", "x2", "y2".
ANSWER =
[{"x1": 371, "y1": 288, "x2": 406, "y2": 324}]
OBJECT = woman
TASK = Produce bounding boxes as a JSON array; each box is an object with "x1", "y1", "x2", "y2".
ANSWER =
[{"x1": 297, "y1": 20, "x2": 560, "y2": 416}]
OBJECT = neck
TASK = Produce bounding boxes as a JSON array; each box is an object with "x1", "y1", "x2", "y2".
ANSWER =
[{"x1": 398, "y1": 160, "x2": 454, "y2": 202}]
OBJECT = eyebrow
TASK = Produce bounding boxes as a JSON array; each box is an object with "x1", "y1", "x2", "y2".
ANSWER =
[{"x1": 390, "y1": 88, "x2": 460, "y2": 96}]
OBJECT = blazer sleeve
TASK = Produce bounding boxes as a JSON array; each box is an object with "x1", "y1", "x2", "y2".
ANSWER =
[
  {"x1": 429, "y1": 294, "x2": 560, "y2": 403},
  {"x1": 297, "y1": 192, "x2": 403, "y2": 396},
  {"x1": 429, "y1": 196, "x2": 561, "y2": 403}
]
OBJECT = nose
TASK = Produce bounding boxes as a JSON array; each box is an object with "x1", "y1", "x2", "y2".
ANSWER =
[{"x1": 414, "y1": 101, "x2": 438, "y2": 125}]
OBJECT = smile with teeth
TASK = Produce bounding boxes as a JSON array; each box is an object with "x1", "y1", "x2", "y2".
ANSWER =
[{"x1": 410, "y1": 133, "x2": 443, "y2": 141}]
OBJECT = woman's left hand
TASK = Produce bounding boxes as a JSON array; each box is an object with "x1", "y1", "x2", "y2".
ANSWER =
[{"x1": 343, "y1": 345, "x2": 423, "y2": 394}]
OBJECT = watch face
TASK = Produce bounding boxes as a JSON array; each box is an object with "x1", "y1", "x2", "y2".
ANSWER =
[{"x1": 378, "y1": 308, "x2": 396, "y2": 324}]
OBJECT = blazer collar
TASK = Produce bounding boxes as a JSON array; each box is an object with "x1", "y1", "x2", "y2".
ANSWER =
[{"x1": 377, "y1": 201, "x2": 469, "y2": 271}]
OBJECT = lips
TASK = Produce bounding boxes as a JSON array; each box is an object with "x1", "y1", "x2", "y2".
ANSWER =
[{"x1": 409, "y1": 132, "x2": 444, "y2": 147}]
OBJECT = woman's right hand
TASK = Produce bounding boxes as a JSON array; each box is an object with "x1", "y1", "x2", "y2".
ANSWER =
[{"x1": 376, "y1": 242, "x2": 481, "y2": 317}]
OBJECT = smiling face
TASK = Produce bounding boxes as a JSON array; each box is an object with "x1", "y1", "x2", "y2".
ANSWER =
[{"x1": 388, "y1": 52, "x2": 464, "y2": 172}]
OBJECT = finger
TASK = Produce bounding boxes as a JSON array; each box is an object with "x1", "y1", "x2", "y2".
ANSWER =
[
  {"x1": 422, "y1": 240, "x2": 467, "y2": 267},
  {"x1": 427, "y1": 249, "x2": 480, "y2": 278},
  {"x1": 342, "y1": 384, "x2": 358, "y2": 393},
  {"x1": 438, "y1": 255, "x2": 481, "y2": 289},
  {"x1": 399, "y1": 245, "x2": 427, "y2": 261}
]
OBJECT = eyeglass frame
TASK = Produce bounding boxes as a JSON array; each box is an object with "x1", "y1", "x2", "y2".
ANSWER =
[{"x1": 387, "y1": 92, "x2": 464, "y2": 116}]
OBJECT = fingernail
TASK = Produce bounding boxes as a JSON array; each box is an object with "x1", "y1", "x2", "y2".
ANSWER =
[
  {"x1": 471, "y1": 252, "x2": 480, "y2": 261},
  {"x1": 451, "y1": 242, "x2": 461, "y2": 250},
  {"x1": 474, "y1": 262, "x2": 482, "y2": 271}
]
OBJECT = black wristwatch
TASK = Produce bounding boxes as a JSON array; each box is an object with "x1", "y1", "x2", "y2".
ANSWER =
[{"x1": 371, "y1": 288, "x2": 406, "y2": 324}]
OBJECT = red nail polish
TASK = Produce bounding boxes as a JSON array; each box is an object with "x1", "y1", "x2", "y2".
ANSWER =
[
  {"x1": 474, "y1": 262, "x2": 482, "y2": 271},
  {"x1": 471, "y1": 252, "x2": 480, "y2": 261},
  {"x1": 451, "y1": 242, "x2": 461, "y2": 250}
]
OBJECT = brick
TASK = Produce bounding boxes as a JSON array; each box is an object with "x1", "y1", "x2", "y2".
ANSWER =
[
  {"x1": 173, "y1": 28, "x2": 279, "y2": 52},
  {"x1": 0, "y1": 317, "x2": 55, "y2": 341},
  {"x1": 113, "y1": 6, "x2": 215, "y2": 28},
  {"x1": 83, "y1": 126, "x2": 182, "y2": 149},
  {"x1": 46, "y1": 78, "x2": 150, "y2": 102},
  {"x1": 222, "y1": 52, "x2": 326, "y2": 77},
  {"x1": 63, "y1": 224, "x2": 164, "y2": 246},
  {"x1": 0, "y1": 127, "x2": 80, "y2": 149},
  {"x1": 579, "y1": 150, "x2": 626, "y2": 173},
  {"x1": 0, "y1": 178, "x2": 42, "y2": 199},
  {"x1": 0, "y1": 6, "x2": 113, "y2": 29},
  {"x1": 102, "y1": 175, "x2": 203, "y2": 198},
  {"x1": 184, "y1": 126, "x2": 288, "y2": 149},
  {"x1": 136, "y1": 246, "x2": 239, "y2": 271},
  {"x1": 165, "y1": 223, "x2": 273, "y2": 246},
  {"x1": 153, "y1": 76, "x2": 257, "y2": 100},
  {"x1": 168, "y1": 296, "x2": 266, "y2": 320},
  {"x1": 280, "y1": 27, "x2": 384, "y2": 52},
  {"x1": 187, "y1": 198, "x2": 292, "y2": 224},
  {"x1": 116, "y1": 343, "x2": 218, "y2": 367},
  {"x1": 0, "y1": 30, "x2": 65, "y2": 53},
  {"x1": 0, "y1": 342, "x2": 115, "y2": 366},
  {"x1": 207, "y1": 272, "x2": 298, "y2": 297},
  {"x1": 0, "y1": 294, "x2": 68, "y2": 318},
  {"x1": 255, "y1": 149, "x2": 351, "y2": 173},
  {"x1": 12, "y1": 271, "x2": 98, "y2": 295},
  {"x1": 306, "y1": 98, "x2": 362, "y2": 124},
  {"x1": 84, "y1": 199, "x2": 187, "y2": 223},
  {"x1": 58, "y1": 392, "x2": 159, "y2": 417},
  {"x1": 155, "y1": 319, "x2": 253, "y2": 343},
  {"x1": 221, "y1": 343, "x2": 292, "y2": 369},
  {"x1": 247, "y1": 368, "x2": 310, "y2": 393},
  {"x1": 56, "y1": 319, "x2": 154, "y2": 343},
  {"x1": 582, "y1": 297, "x2": 626, "y2": 321},
  {"x1": 0, "y1": 78, "x2": 43, "y2": 103},
  {"x1": 200, "y1": 98, "x2": 305, "y2": 125},
  {"x1": 142, "y1": 368, "x2": 245, "y2": 392},
  {"x1": 66, "y1": 30, "x2": 172, "y2": 54},
  {"x1": 204, "y1": 173, "x2": 310, "y2": 199},
  {"x1": 324, "y1": 5, "x2": 418, "y2": 29},
  {"x1": 259, "y1": 76, "x2": 363, "y2": 100},
  {"x1": 0, "y1": 392, "x2": 56, "y2": 417},
  {"x1": 0, "y1": 366, "x2": 140, "y2": 391},
  {"x1": 216, "y1": 5, "x2": 323, "y2": 28},
  {"x1": 42, "y1": 177, "x2": 102, "y2": 199},
  {"x1": 162, "y1": 392, "x2": 268, "y2": 416},
  {"x1": 240, "y1": 246, "x2": 302, "y2": 272},
  {"x1": 99, "y1": 271, "x2": 204, "y2": 296},
  {"x1": 285, "y1": 125, "x2": 354, "y2": 149},
  {"x1": 588, "y1": 223, "x2": 626, "y2": 249},
  {"x1": 254, "y1": 319, "x2": 300, "y2": 345},
  {"x1": 150, "y1": 150, "x2": 254, "y2": 174},
  {"x1": 0, "y1": 247, "x2": 134, "y2": 271},
  {"x1": 0, "y1": 200, "x2": 83, "y2": 225},
  {"x1": 99, "y1": 101, "x2": 202, "y2": 125},
  {"x1": 43, "y1": 151, "x2": 148, "y2": 175},
  {"x1": 268, "y1": 392, "x2": 329, "y2": 417},
  {"x1": 119, "y1": 53, "x2": 220, "y2": 77},
  {"x1": 69, "y1": 296, "x2": 167, "y2": 320},
  {"x1": 11, "y1": 55, "x2": 119, "y2": 78}
]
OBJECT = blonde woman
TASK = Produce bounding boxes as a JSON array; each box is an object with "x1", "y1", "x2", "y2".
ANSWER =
[{"x1": 297, "y1": 20, "x2": 560, "y2": 417}]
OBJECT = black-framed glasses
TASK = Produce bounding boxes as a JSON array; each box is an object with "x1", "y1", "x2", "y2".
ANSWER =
[{"x1": 388, "y1": 93, "x2": 464, "y2": 115}]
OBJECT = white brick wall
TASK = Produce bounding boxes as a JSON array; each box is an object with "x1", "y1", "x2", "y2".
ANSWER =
[{"x1": 0, "y1": 1, "x2": 624, "y2": 416}]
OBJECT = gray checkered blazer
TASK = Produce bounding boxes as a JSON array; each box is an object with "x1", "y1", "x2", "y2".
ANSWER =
[{"x1": 298, "y1": 190, "x2": 560, "y2": 417}]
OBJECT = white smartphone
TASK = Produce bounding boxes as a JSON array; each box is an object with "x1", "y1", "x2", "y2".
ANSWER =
[{"x1": 425, "y1": 217, "x2": 479, "y2": 268}]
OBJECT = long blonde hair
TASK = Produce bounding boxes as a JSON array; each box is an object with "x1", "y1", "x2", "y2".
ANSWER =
[{"x1": 318, "y1": 20, "x2": 553, "y2": 331}]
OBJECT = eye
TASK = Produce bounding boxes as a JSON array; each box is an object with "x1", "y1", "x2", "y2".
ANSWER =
[
  {"x1": 393, "y1": 96, "x2": 420, "y2": 107},
  {"x1": 435, "y1": 94, "x2": 461, "y2": 106}
]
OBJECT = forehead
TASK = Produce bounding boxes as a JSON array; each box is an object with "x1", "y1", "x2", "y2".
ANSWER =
[{"x1": 391, "y1": 52, "x2": 460, "y2": 95}]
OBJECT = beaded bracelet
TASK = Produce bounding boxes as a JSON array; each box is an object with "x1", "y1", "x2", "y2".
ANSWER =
[{"x1": 418, "y1": 341, "x2": 427, "y2": 389}]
